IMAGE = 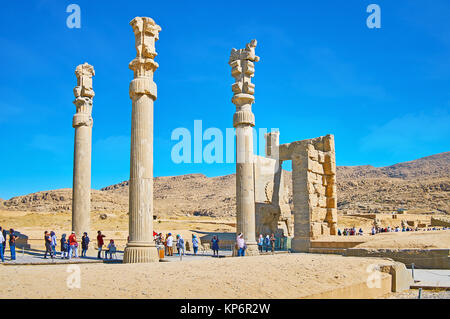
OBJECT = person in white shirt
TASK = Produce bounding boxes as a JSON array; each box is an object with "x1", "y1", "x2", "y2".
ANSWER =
[{"x1": 166, "y1": 233, "x2": 174, "y2": 256}]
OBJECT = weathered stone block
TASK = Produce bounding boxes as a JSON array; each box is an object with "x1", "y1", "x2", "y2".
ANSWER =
[
  {"x1": 309, "y1": 160, "x2": 324, "y2": 175},
  {"x1": 308, "y1": 149, "x2": 319, "y2": 161},
  {"x1": 321, "y1": 223, "x2": 330, "y2": 236},
  {"x1": 318, "y1": 195, "x2": 327, "y2": 208},
  {"x1": 326, "y1": 208, "x2": 338, "y2": 223},
  {"x1": 323, "y1": 161, "x2": 336, "y2": 175},
  {"x1": 323, "y1": 134, "x2": 335, "y2": 152},
  {"x1": 326, "y1": 185, "x2": 336, "y2": 197},
  {"x1": 327, "y1": 197, "x2": 337, "y2": 209},
  {"x1": 310, "y1": 222, "x2": 322, "y2": 237},
  {"x1": 318, "y1": 151, "x2": 325, "y2": 164},
  {"x1": 314, "y1": 183, "x2": 325, "y2": 195}
]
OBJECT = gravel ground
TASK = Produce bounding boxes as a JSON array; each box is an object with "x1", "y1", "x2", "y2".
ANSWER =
[{"x1": 384, "y1": 289, "x2": 450, "y2": 299}]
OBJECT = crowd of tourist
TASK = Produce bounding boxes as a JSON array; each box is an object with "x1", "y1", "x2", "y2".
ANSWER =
[
  {"x1": 337, "y1": 225, "x2": 449, "y2": 236},
  {"x1": 370, "y1": 225, "x2": 449, "y2": 235},
  {"x1": 154, "y1": 232, "x2": 202, "y2": 257},
  {"x1": 0, "y1": 226, "x2": 17, "y2": 262},
  {"x1": 337, "y1": 227, "x2": 364, "y2": 236},
  {"x1": 0, "y1": 226, "x2": 119, "y2": 263}
]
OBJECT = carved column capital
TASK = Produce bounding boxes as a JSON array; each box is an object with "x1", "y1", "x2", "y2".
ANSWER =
[
  {"x1": 229, "y1": 40, "x2": 259, "y2": 128},
  {"x1": 73, "y1": 63, "x2": 94, "y2": 127},
  {"x1": 128, "y1": 17, "x2": 161, "y2": 101}
]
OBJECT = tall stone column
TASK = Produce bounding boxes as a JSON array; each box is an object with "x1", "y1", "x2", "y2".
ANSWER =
[
  {"x1": 229, "y1": 40, "x2": 260, "y2": 256},
  {"x1": 72, "y1": 63, "x2": 95, "y2": 237},
  {"x1": 123, "y1": 17, "x2": 161, "y2": 263}
]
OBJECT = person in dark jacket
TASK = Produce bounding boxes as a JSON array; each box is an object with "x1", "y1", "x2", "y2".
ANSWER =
[
  {"x1": 44, "y1": 231, "x2": 52, "y2": 259},
  {"x1": 60, "y1": 234, "x2": 68, "y2": 259},
  {"x1": 211, "y1": 235, "x2": 220, "y2": 256},
  {"x1": 81, "y1": 232, "x2": 90, "y2": 257}
]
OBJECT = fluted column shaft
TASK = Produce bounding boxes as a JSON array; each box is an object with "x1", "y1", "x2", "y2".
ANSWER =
[
  {"x1": 123, "y1": 16, "x2": 161, "y2": 263},
  {"x1": 229, "y1": 40, "x2": 260, "y2": 256},
  {"x1": 72, "y1": 63, "x2": 95, "y2": 237}
]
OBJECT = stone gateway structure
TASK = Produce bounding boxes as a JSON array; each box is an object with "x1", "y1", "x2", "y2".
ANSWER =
[
  {"x1": 230, "y1": 40, "x2": 337, "y2": 255},
  {"x1": 279, "y1": 134, "x2": 337, "y2": 252},
  {"x1": 123, "y1": 17, "x2": 161, "y2": 263},
  {"x1": 72, "y1": 63, "x2": 95, "y2": 237}
]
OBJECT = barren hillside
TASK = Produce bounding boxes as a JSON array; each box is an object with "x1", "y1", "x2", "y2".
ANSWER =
[{"x1": 1, "y1": 152, "x2": 449, "y2": 217}]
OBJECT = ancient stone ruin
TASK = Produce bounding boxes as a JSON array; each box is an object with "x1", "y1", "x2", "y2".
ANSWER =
[
  {"x1": 72, "y1": 62, "x2": 95, "y2": 237},
  {"x1": 123, "y1": 17, "x2": 161, "y2": 263},
  {"x1": 230, "y1": 40, "x2": 337, "y2": 254},
  {"x1": 229, "y1": 39, "x2": 260, "y2": 256}
]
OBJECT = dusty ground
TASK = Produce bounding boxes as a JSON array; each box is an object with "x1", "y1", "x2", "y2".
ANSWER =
[
  {"x1": 0, "y1": 254, "x2": 392, "y2": 299},
  {"x1": 384, "y1": 289, "x2": 450, "y2": 299}
]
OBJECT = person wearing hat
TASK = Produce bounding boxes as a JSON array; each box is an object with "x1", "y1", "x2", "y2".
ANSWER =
[{"x1": 166, "y1": 233, "x2": 174, "y2": 256}]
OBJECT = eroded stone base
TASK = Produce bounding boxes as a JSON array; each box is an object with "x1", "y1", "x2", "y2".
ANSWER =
[
  {"x1": 123, "y1": 244, "x2": 158, "y2": 263},
  {"x1": 291, "y1": 238, "x2": 311, "y2": 253},
  {"x1": 245, "y1": 244, "x2": 260, "y2": 256}
]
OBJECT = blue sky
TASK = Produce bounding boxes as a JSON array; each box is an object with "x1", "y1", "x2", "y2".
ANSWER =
[{"x1": 0, "y1": 0, "x2": 449, "y2": 199}]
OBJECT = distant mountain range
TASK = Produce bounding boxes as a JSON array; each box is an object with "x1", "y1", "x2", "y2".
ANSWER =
[{"x1": 1, "y1": 152, "x2": 449, "y2": 216}]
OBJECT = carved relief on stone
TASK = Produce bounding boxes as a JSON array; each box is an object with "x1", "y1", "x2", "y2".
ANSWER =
[
  {"x1": 73, "y1": 63, "x2": 95, "y2": 128},
  {"x1": 129, "y1": 17, "x2": 161, "y2": 78}
]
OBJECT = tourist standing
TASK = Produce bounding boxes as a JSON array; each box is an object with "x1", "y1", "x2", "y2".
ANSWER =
[
  {"x1": 0, "y1": 227, "x2": 4, "y2": 262},
  {"x1": 107, "y1": 239, "x2": 116, "y2": 259},
  {"x1": 236, "y1": 233, "x2": 246, "y2": 257},
  {"x1": 97, "y1": 230, "x2": 105, "y2": 259},
  {"x1": 9, "y1": 229, "x2": 17, "y2": 260},
  {"x1": 81, "y1": 232, "x2": 90, "y2": 257},
  {"x1": 264, "y1": 235, "x2": 270, "y2": 252},
  {"x1": 176, "y1": 234, "x2": 185, "y2": 256},
  {"x1": 166, "y1": 233, "x2": 174, "y2": 256},
  {"x1": 44, "y1": 231, "x2": 52, "y2": 259},
  {"x1": 270, "y1": 233, "x2": 276, "y2": 254},
  {"x1": 60, "y1": 234, "x2": 68, "y2": 259},
  {"x1": 257, "y1": 234, "x2": 263, "y2": 253},
  {"x1": 68, "y1": 231, "x2": 78, "y2": 259},
  {"x1": 211, "y1": 235, "x2": 219, "y2": 256},
  {"x1": 50, "y1": 231, "x2": 57, "y2": 258},
  {"x1": 192, "y1": 234, "x2": 199, "y2": 255}
]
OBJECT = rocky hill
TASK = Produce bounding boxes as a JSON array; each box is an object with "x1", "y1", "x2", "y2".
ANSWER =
[{"x1": 1, "y1": 152, "x2": 449, "y2": 216}]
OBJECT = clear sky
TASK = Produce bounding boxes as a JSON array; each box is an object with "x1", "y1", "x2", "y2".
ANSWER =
[{"x1": 0, "y1": 0, "x2": 449, "y2": 199}]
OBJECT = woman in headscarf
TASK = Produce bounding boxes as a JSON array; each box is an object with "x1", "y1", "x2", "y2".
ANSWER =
[
  {"x1": 60, "y1": 234, "x2": 68, "y2": 259},
  {"x1": 192, "y1": 234, "x2": 199, "y2": 255},
  {"x1": 211, "y1": 235, "x2": 219, "y2": 256},
  {"x1": 50, "y1": 231, "x2": 57, "y2": 258}
]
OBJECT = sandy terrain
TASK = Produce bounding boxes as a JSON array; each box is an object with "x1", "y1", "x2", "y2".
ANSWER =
[
  {"x1": 353, "y1": 230, "x2": 450, "y2": 249},
  {"x1": 0, "y1": 254, "x2": 392, "y2": 299}
]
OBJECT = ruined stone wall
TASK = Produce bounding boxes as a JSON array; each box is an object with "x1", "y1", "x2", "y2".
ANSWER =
[{"x1": 280, "y1": 134, "x2": 337, "y2": 248}]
